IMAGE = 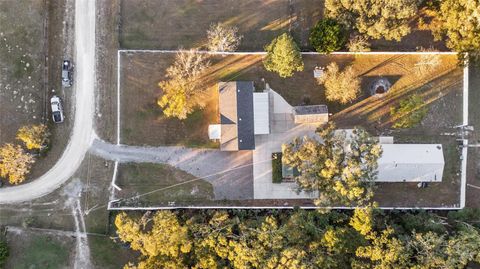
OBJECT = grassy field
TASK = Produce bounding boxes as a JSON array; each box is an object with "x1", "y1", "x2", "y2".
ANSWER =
[
  {"x1": 5, "y1": 232, "x2": 72, "y2": 269},
  {"x1": 0, "y1": 0, "x2": 45, "y2": 145},
  {"x1": 120, "y1": 52, "x2": 461, "y2": 147},
  {"x1": 119, "y1": 0, "x2": 447, "y2": 51},
  {"x1": 115, "y1": 163, "x2": 214, "y2": 207},
  {"x1": 119, "y1": 0, "x2": 324, "y2": 50},
  {"x1": 89, "y1": 235, "x2": 137, "y2": 269}
]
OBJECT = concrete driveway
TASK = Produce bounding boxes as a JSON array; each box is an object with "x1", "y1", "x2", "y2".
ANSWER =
[{"x1": 253, "y1": 90, "x2": 319, "y2": 199}]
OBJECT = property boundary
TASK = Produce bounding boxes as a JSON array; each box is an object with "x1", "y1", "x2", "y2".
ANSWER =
[{"x1": 110, "y1": 50, "x2": 468, "y2": 211}]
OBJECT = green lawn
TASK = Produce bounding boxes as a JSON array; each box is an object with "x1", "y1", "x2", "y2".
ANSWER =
[
  {"x1": 11, "y1": 235, "x2": 70, "y2": 269},
  {"x1": 89, "y1": 236, "x2": 137, "y2": 269}
]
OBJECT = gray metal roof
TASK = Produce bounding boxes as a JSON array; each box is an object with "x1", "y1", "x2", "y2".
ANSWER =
[
  {"x1": 293, "y1": 105, "x2": 328, "y2": 115},
  {"x1": 219, "y1": 81, "x2": 255, "y2": 151}
]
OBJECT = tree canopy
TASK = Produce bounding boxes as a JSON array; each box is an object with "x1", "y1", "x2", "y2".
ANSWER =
[
  {"x1": 115, "y1": 208, "x2": 480, "y2": 269},
  {"x1": 0, "y1": 143, "x2": 35, "y2": 184},
  {"x1": 435, "y1": 0, "x2": 480, "y2": 63},
  {"x1": 309, "y1": 19, "x2": 347, "y2": 53},
  {"x1": 157, "y1": 50, "x2": 211, "y2": 119},
  {"x1": 263, "y1": 33, "x2": 304, "y2": 78},
  {"x1": 317, "y1": 62, "x2": 360, "y2": 104},
  {"x1": 16, "y1": 124, "x2": 50, "y2": 150},
  {"x1": 325, "y1": 0, "x2": 417, "y2": 41},
  {"x1": 282, "y1": 124, "x2": 382, "y2": 207},
  {"x1": 206, "y1": 23, "x2": 242, "y2": 52}
]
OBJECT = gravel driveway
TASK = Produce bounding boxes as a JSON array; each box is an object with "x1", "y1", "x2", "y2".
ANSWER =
[{"x1": 90, "y1": 139, "x2": 254, "y2": 200}]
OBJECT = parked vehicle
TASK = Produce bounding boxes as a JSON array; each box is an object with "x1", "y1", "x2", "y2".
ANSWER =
[
  {"x1": 51, "y1": 95, "x2": 64, "y2": 123},
  {"x1": 62, "y1": 60, "x2": 73, "y2": 87}
]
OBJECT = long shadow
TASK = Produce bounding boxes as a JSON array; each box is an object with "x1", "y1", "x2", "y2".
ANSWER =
[{"x1": 332, "y1": 68, "x2": 463, "y2": 132}]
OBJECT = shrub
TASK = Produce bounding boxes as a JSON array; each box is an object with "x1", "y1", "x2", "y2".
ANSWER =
[
  {"x1": 347, "y1": 35, "x2": 371, "y2": 52},
  {"x1": 263, "y1": 33, "x2": 304, "y2": 78},
  {"x1": 390, "y1": 94, "x2": 428, "y2": 128},
  {"x1": 317, "y1": 62, "x2": 360, "y2": 104},
  {"x1": 272, "y1": 152, "x2": 283, "y2": 183},
  {"x1": 0, "y1": 237, "x2": 8, "y2": 268},
  {"x1": 414, "y1": 50, "x2": 441, "y2": 75},
  {"x1": 309, "y1": 19, "x2": 347, "y2": 53}
]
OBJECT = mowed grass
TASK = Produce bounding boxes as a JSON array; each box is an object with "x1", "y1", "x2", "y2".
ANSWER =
[
  {"x1": 120, "y1": 52, "x2": 461, "y2": 147},
  {"x1": 6, "y1": 234, "x2": 71, "y2": 269},
  {"x1": 119, "y1": 0, "x2": 324, "y2": 50},
  {"x1": 89, "y1": 236, "x2": 137, "y2": 269},
  {"x1": 115, "y1": 163, "x2": 214, "y2": 206}
]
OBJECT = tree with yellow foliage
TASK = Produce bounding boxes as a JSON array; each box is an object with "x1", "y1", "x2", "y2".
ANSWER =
[
  {"x1": 0, "y1": 143, "x2": 35, "y2": 184},
  {"x1": 157, "y1": 50, "x2": 210, "y2": 119},
  {"x1": 16, "y1": 124, "x2": 50, "y2": 150},
  {"x1": 115, "y1": 211, "x2": 192, "y2": 269},
  {"x1": 282, "y1": 123, "x2": 382, "y2": 207}
]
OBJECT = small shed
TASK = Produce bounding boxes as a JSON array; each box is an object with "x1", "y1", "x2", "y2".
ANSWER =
[{"x1": 293, "y1": 105, "x2": 329, "y2": 124}]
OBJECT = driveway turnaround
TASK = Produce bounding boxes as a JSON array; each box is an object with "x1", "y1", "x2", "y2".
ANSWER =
[
  {"x1": 90, "y1": 139, "x2": 254, "y2": 200},
  {"x1": 0, "y1": 0, "x2": 96, "y2": 204}
]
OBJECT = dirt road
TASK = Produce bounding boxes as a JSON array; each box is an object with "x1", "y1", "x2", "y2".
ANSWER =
[{"x1": 0, "y1": 0, "x2": 96, "y2": 204}]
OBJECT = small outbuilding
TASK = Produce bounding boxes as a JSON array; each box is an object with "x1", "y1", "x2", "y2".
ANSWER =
[
  {"x1": 293, "y1": 105, "x2": 329, "y2": 124},
  {"x1": 377, "y1": 144, "x2": 444, "y2": 182}
]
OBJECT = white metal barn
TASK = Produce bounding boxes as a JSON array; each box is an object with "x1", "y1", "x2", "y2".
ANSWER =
[{"x1": 377, "y1": 144, "x2": 445, "y2": 182}]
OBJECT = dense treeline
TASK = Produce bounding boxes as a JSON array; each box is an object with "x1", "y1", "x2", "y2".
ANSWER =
[{"x1": 115, "y1": 208, "x2": 480, "y2": 269}]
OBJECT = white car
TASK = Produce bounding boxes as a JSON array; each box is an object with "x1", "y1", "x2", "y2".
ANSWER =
[{"x1": 51, "y1": 95, "x2": 64, "y2": 123}]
